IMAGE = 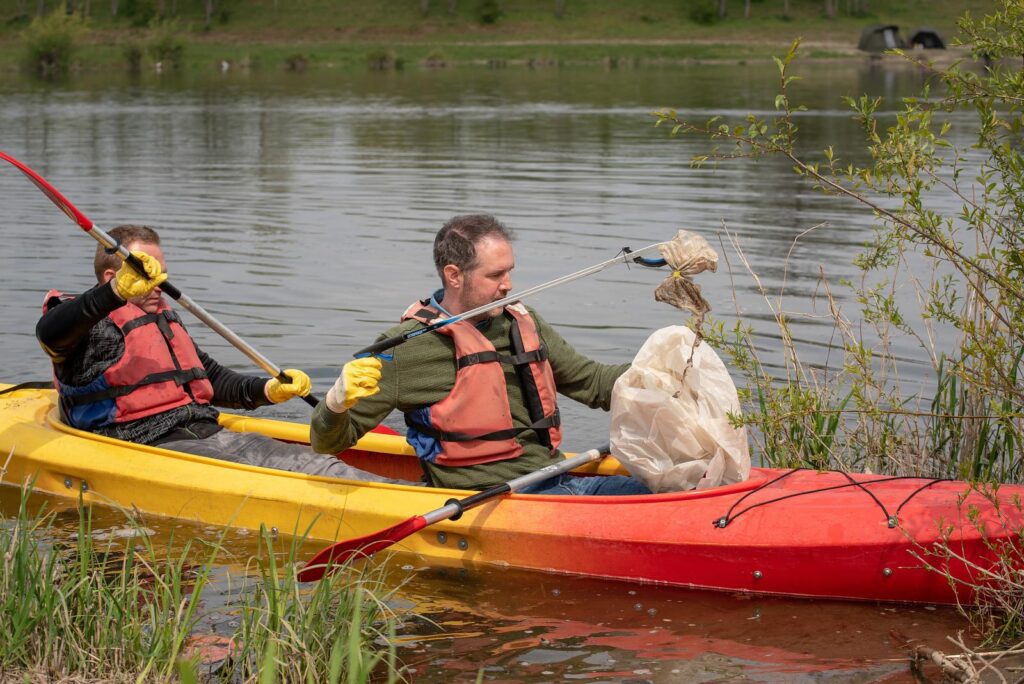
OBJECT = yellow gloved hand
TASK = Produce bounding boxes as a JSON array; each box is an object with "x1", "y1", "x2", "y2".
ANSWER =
[
  {"x1": 264, "y1": 368, "x2": 312, "y2": 404},
  {"x1": 112, "y1": 251, "x2": 168, "y2": 300},
  {"x1": 326, "y1": 357, "x2": 382, "y2": 413}
]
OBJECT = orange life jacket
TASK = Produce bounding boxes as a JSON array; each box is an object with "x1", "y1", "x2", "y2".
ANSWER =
[
  {"x1": 401, "y1": 300, "x2": 562, "y2": 467},
  {"x1": 43, "y1": 289, "x2": 214, "y2": 430}
]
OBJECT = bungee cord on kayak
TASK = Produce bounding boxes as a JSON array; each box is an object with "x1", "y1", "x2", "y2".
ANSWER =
[
  {"x1": 0, "y1": 381, "x2": 53, "y2": 397},
  {"x1": 712, "y1": 467, "x2": 952, "y2": 529}
]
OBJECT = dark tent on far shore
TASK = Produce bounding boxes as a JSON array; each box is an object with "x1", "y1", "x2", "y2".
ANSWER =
[
  {"x1": 857, "y1": 24, "x2": 906, "y2": 53},
  {"x1": 908, "y1": 27, "x2": 946, "y2": 49}
]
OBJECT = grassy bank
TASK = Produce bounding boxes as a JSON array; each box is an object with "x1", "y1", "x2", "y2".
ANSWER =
[
  {"x1": 0, "y1": 35, "x2": 838, "y2": 74},
  {"x1": 0, "y1": 483, "x2": 404, "y2": 682},
  {"x1": 0, "y1": 0, "x2": 993, "y2": 73}
]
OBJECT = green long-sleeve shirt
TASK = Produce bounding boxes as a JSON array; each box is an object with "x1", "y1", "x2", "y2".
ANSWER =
[{"x1": 310, "y1": 305, "x2": 629, "y2": 490}]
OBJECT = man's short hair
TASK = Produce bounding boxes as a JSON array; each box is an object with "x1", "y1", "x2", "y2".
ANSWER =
[
  {"x1": 94, "y1": 225, "x2": 161, "y2": 282},
  {"x1": 433, "y1": 214, "x2": 513, "y2": 282}
]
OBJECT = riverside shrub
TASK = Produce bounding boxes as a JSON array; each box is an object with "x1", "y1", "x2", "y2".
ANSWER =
[
  {"x1": 20, "y1": 12, "x2": 86, "y2": 75},
  {"x1": 655, "y1": 0, "x2": 1024, "y2": 483}
]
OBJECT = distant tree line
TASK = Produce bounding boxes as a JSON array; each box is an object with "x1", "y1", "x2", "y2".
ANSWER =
[
  {"x1": 19, "y1": 0, "x2": 874, "y2": 25},
  {"x1": 413, "y1": 0, "x2": 874, "y2": 20},
  {"x1": 721, "y1": 0, "x2": 870, "y2": 19}
]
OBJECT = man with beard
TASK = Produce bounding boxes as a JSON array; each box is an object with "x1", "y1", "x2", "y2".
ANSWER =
[{"x1": 311, "y1": 214, "x2": 650, "y2": 494}]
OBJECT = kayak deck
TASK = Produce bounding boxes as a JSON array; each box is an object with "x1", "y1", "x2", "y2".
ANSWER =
[{"x1": 0, "y1": 384, "x2": 1021, "y2": 605}]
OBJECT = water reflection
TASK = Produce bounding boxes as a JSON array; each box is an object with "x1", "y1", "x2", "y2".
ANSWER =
[
  {"x1": 0, "y1": 486, "x2": 967, "y2": 682},
  {"x1": 0, "y1": 60, "x2": 969, "y2": 447},
  {"x1": 392, "y1": 561, "x2": 971, "y2": 682}
]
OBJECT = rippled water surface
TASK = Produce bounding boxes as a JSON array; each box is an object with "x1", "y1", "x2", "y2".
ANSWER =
[
  {"x1": 0, "y1": 60, "x2": 976, "y2": 680},
  {"x1": 0, "y1": 60, "x2": 965, "y2": 440}
]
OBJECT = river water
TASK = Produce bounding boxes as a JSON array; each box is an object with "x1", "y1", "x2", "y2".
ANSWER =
[{"x1": 0, "y1": 59, "x2": 978, "y2": 680}]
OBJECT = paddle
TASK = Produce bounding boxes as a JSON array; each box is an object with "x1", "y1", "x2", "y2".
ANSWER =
[
  {"x1": 0, "y1": 151, "x2": 319, "y2": 408},
  {"x1": 354, "y1": 244, "x2": 668, "y2": 357},
  {"x1": 297, "y1": 443, "x2": 609, "y2": 582}
]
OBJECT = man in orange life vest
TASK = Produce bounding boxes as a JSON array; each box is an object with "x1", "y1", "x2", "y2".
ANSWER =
[
  {"x1": 310, "y1": 214, "x2": 651, "y2": 495},
  {"x1": 36, "y1": 224, "x2": 410, "y2": 483}
]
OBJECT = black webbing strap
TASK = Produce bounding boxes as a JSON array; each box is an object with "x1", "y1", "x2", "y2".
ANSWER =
[
  {"x1": 457, "y1": 347, "x2": 547, "y2": 369},
  {"x1": 406, "y1": 411, "x2": 561, "y2": 443},
  {"x1": 120, "y1": 310, "x2": 181, "y2": 338},
  {"x1": 154, "y1": 314, "x2": 175, "y2": 340},
  {"x1": 507, "y1": 312, "x2": 554, "y2": 449},
  {"x1": 0, "y1": 381, "x2": 54, "y2": 396},
  {"x1": 65, "y1": 367, "x2": 207, "y2": 406}
]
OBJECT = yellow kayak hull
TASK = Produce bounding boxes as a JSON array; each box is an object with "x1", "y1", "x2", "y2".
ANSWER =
[
  {"x1": 0, "y1": 385, "x2": 619, "y2": 570},
  {"x1": 4, "y1": 384, "x2": 1022, "y2": 604}
]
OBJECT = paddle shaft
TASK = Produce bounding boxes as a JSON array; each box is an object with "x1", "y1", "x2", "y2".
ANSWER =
[
  {"x1": 424, "y1": 443, "x2": 610, "y2": 524},
  {"x1": 355, "y1": 243, "x2": 669, "y2": 357},
  {"x1": 297, "y1": 444, "x2": 610, "y2": 581},
  {"x1": 1, "y1": 151, "x2": 318, "y2": 407}
]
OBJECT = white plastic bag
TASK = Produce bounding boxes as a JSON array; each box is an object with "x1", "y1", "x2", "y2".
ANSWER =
[{"x1": 610, "y1": 325, "x2": 750, "y2": 492}]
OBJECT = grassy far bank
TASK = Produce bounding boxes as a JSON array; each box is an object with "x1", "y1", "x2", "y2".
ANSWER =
[
  {"x1": 0, "y1": 0, "x2": 995, "y2": 72},
  {"x1": 0, "y1": 33, "x2": 846, "y2": 73}
]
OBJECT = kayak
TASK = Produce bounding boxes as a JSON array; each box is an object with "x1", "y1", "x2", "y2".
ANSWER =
[{"x1": 0, "y1": 383, "x2": 1018, "y2": 605}]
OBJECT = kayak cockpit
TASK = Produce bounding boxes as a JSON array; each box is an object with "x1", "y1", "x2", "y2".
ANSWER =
[{"x1": 45, "y1": 401, "x2": 771, "y2": 500}]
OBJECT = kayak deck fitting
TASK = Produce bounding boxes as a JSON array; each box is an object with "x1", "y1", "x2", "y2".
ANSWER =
[{"x1": 0, "y1": 384, "x2": 1020, "y2": 605}]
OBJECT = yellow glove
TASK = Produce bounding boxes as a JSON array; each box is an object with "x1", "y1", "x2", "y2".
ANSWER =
[
  {"x1": 264, "y1": 369, "x2": 312, "y2": 404},
  {"x1": 326, "y1": 357, "x2": 382, "y2": 413},
  {"x1": 112, "y1": 251, "x2": 168, "y2": 300}
]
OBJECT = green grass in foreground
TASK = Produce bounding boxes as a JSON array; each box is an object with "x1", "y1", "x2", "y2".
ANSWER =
[{"x1": 0, "y1": 484, "x2": 403, "y2": 682}]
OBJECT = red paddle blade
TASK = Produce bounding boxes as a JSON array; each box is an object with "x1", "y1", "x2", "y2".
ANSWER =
[
  {"x1": 0, "y1": 152, "x2": 94, "y2": 231},
  {"x1": 297, "y1": 515, "x2": 428, "y2": 582}
]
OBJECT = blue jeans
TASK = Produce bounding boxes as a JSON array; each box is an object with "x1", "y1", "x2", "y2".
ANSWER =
[{"x1": 519, "y1": 473, "x2": 651, "y2": 496}]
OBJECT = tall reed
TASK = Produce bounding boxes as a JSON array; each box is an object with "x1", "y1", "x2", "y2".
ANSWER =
[
  {"x1": 654, "y1": 0, "x2": 1024, "y2": 642},
  {"x1": 0, "y1": 483, "x2": 402, "y2": 682}
]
